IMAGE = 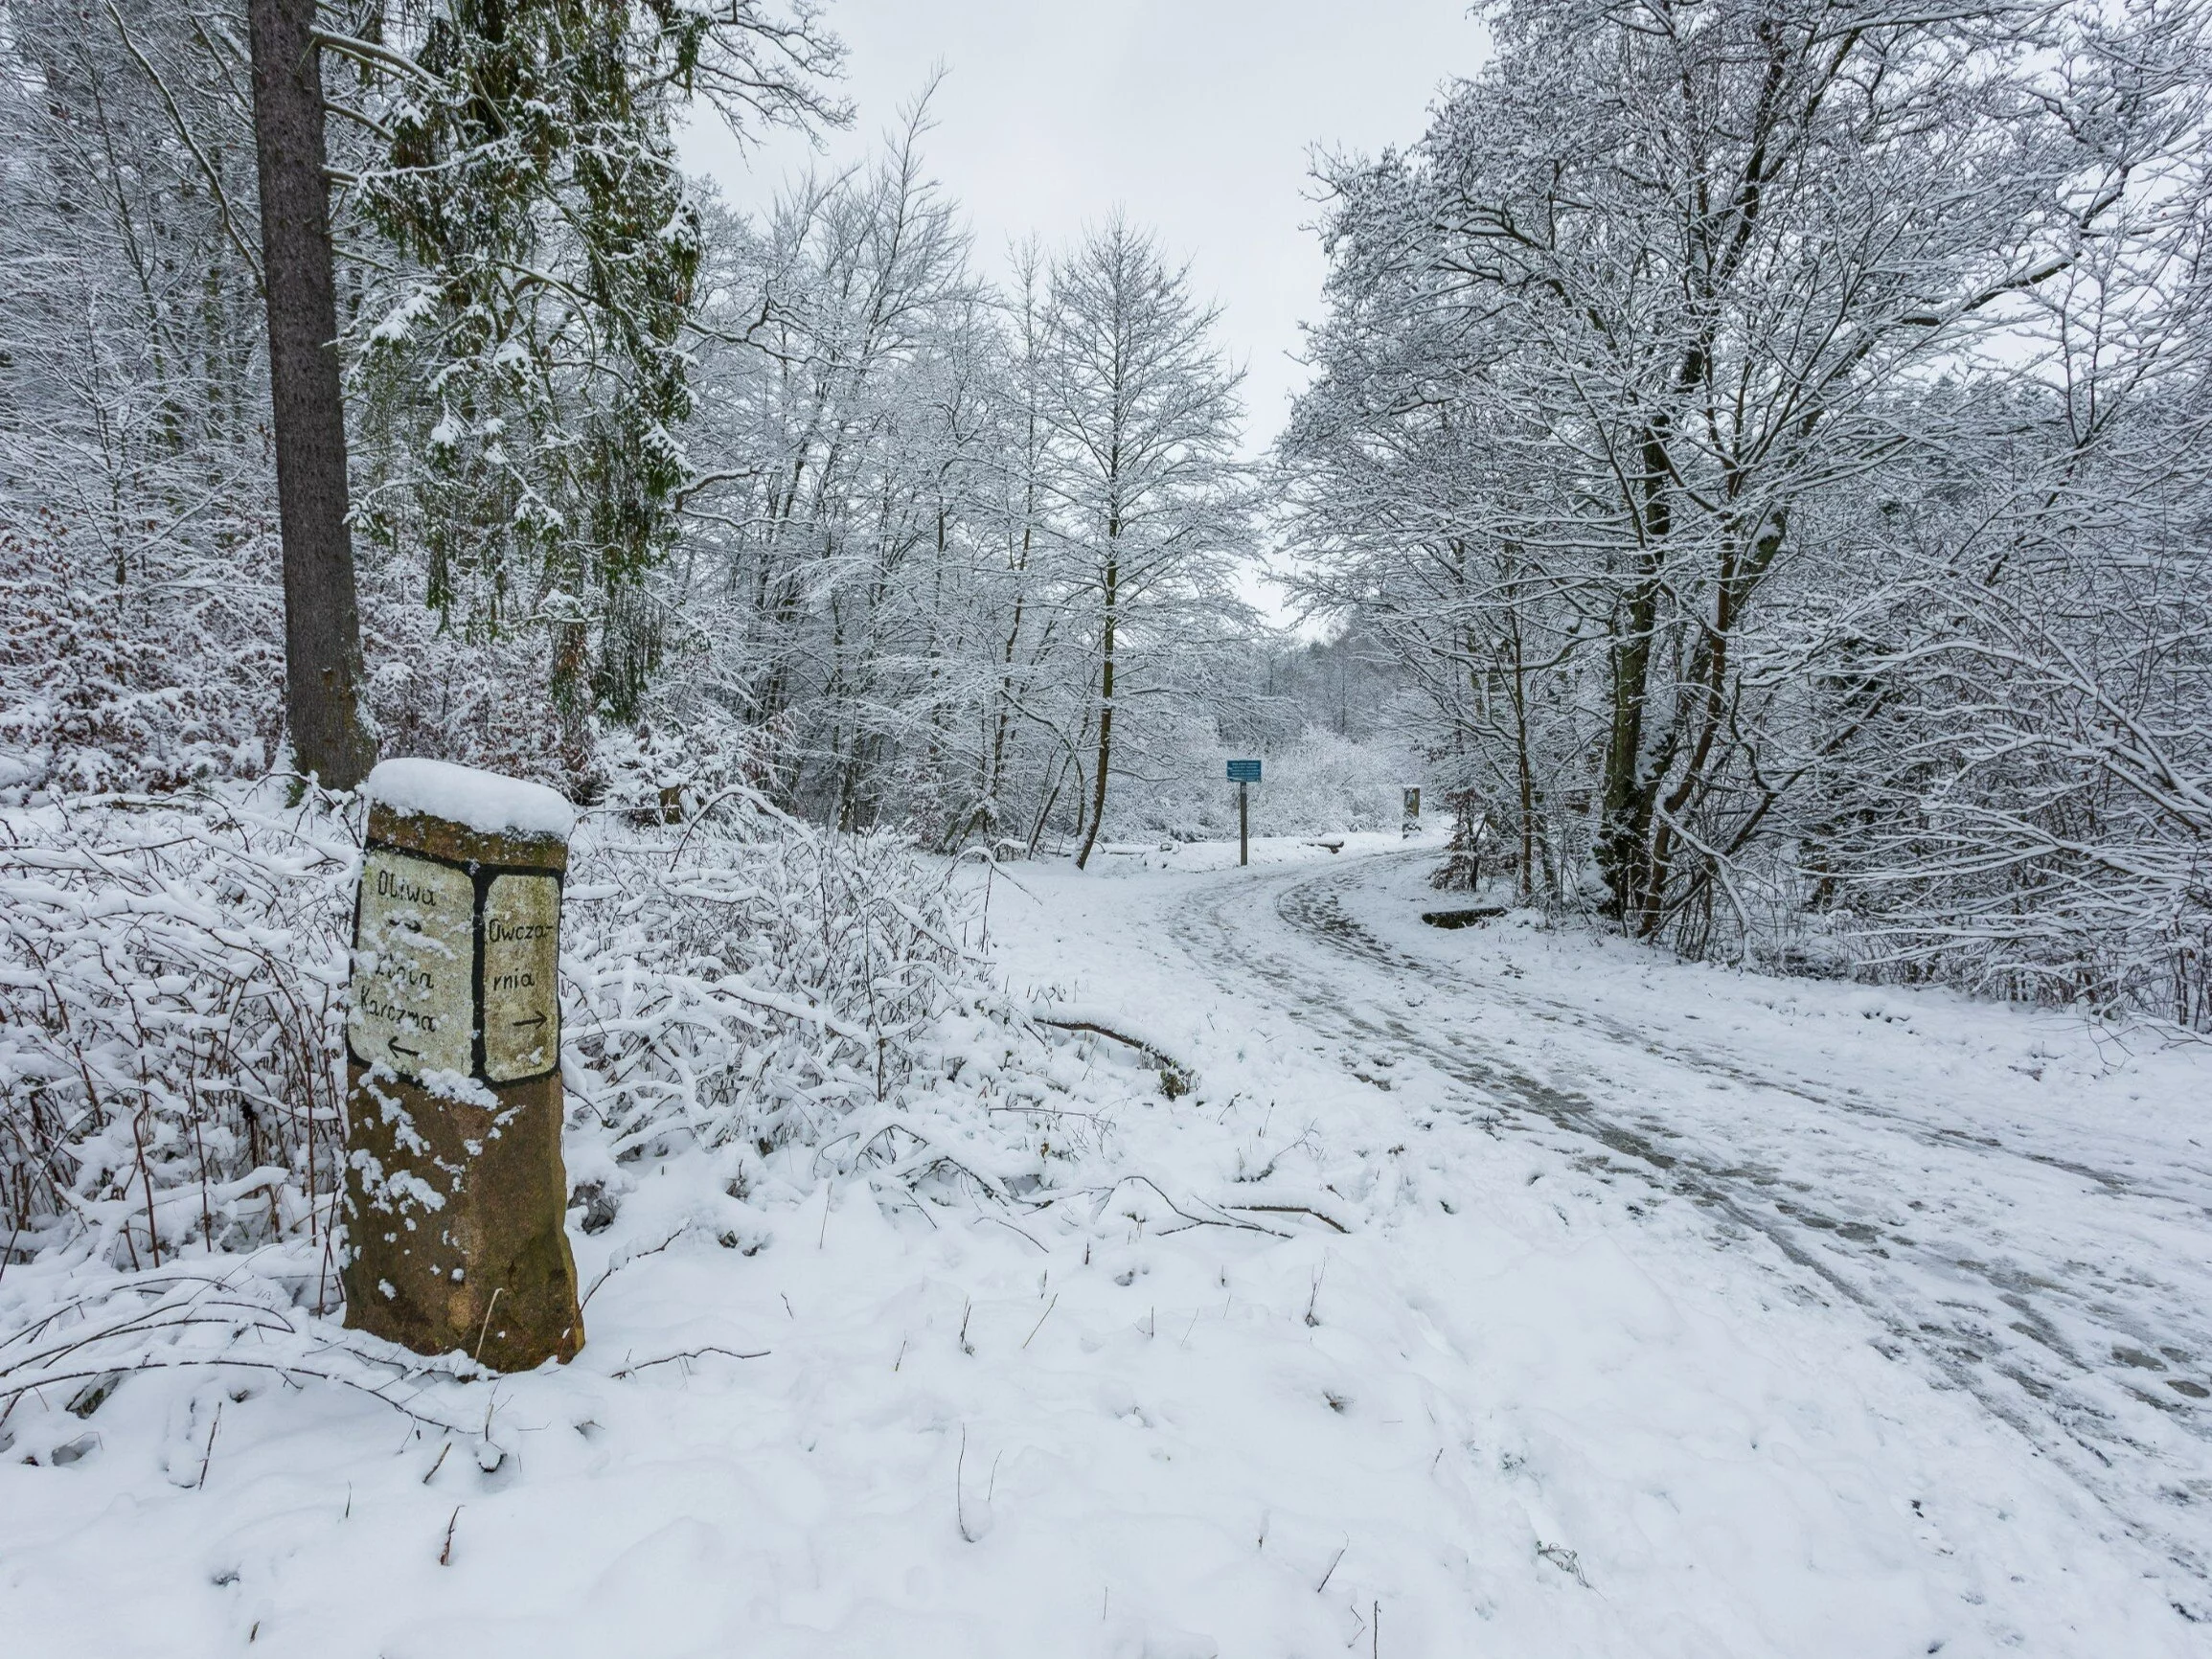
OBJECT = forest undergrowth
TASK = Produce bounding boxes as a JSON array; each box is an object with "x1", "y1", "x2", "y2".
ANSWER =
[{"x1": 0, "y1": 783, "x2": 1152, "y2": 1445}]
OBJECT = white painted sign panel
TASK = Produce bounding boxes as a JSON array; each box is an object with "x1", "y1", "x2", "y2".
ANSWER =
[
  {"x1": 349, "y1": 848, "x2": 473, "y2": 1079},
  {"x1": 482, "y1": 873, "x2": 560, "y2": 1082}
]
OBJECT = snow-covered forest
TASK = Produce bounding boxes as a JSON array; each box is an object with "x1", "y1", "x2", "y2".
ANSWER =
[
  {"x1": 7, "y1": 1, "x2": 2212, "y2": 1653},
  {"x1": 1282, "y1": 2, "x2": 2212, "y2": 1019},
  {"x1": 0, "y1": 4, "x2": 1389, "y2": 858},
  {"x1": 6, "y1": 0, "x2": 2206, "y2": 1013}
]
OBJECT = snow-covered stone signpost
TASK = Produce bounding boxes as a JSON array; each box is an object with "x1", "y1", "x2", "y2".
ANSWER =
[{"x1": 339, "y1": 759, "x2": 583, "y2": 1372}]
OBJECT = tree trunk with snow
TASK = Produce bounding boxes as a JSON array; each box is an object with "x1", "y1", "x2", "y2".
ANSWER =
[
  {"x1": 247, "y1": 0, "x2": 376, "y2": 788},
  {"x1": 1077, "y1": 556, "x2": 1117, "y2": 869}
]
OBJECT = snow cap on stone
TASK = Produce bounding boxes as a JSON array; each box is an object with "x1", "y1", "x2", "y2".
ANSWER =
[{"x1": 364, "y1": 757, "x2": 575, "y2": 840}]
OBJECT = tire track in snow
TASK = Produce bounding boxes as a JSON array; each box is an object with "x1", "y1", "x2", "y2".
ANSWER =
[
  {"x1": 1162, "y1": 852, "x2": 2212, "y2": 1605},
  {"x1": 1287, "y1": 875, "x2": 2212, "y2": 1208}
]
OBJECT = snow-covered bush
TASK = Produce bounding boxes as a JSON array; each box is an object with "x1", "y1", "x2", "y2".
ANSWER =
[
  {"x1": 0, "y1": 516, "x2": 285, "y2": 805},
  {"x1": 561, "y1": 808, "x2": 976, "y2": 1167},
  {"x1": 1246, "y1": 728, "x2": 1415, "y2": 838},
  {"x1": 0, "y1": 792, "x2": 349, "y2": 1273},
  {"x1": 357, "y1": 611, "x2": 576, "y2": 793},
  {"x1": 0, "y1": 786, "x2": 999, "y2": 1275}
]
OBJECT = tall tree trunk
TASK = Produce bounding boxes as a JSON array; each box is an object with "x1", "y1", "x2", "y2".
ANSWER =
[
  {"x1": 1074, "y1": 560, "x2": 1117, "y2": 871},
  {"x1": 969, "y1": 576, "x2": 1029, "y2": 849},
  {"x1": 1596, "y1": 424, "x2": 1673, "y2": 922},
  {"x1": 1509, "y1": 637, "x2": 1537, "y2": 907},
  {"x1": 248, "y1": 0, "x2": 375, "y2": 788}
]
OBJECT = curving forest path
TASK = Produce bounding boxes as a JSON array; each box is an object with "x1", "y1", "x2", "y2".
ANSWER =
[{"x1": 1138, "y1": 845, "x2": 2212, "y2": 1609}]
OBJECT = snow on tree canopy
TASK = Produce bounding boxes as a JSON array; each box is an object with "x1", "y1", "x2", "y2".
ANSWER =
[{"x1": 365, "y1": 757, "x2": 575, "y2": 839}]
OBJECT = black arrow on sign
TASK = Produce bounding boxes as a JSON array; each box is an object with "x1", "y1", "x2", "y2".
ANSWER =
[
  {"x1": 389, "y1": 1038, "x2": 421, "y2": 1058},
  {"x1": 511, "y1": 1012, "x2": 548, "y2": 1031}
]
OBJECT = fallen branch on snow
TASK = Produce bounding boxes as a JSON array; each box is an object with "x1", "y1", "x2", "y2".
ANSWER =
[{"x1": 1035, "y1": 1018, "x2": 1195, "y2": 1100}]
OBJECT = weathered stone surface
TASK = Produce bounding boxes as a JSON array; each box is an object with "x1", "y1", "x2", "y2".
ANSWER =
[{"x1": 338, "y1": 791, "x2": 582, "y2": 1371}]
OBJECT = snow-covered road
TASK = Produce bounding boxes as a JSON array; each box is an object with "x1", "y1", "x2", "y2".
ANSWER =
[
  {"x1": 1166, "y1": 847, "x2": 2212, "y2": 1586},
  {"x1": 991, "y1": 834, "x2": 2212, "y2": 1649}
]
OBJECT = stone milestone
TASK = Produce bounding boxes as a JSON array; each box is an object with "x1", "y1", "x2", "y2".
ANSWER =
[{"x1": 338, "y1": 759, "x2": 583, "y2": 1372}]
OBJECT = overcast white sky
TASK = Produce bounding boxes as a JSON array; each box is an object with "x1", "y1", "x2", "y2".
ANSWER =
[{"x1": 678, "y1": 1, "x2": 1491, "y2": 458}]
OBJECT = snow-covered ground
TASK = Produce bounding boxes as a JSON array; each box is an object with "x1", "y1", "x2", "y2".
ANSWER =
[{"x1": 7, "y1": 833, "x2": 2211, "y2": 1655}]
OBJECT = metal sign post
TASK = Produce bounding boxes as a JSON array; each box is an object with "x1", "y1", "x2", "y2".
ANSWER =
[{"x1": 1227, "y1": 759, "x2": 1262, "y2": 865}]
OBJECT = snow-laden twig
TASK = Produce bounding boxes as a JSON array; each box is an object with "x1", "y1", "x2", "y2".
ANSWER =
[{"x1": 0, "y1": 1260, "x2": 482, "y2": 1436}]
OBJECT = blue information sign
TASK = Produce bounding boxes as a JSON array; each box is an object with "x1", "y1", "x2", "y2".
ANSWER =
[{"x1": 1226, "y1": 759, "x2": 1262, "y2": 783}]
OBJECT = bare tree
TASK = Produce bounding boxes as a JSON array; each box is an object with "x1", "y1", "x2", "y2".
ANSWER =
[{"x1": 1042, "y1": 216, "x2": 1250, "y2": 869}]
